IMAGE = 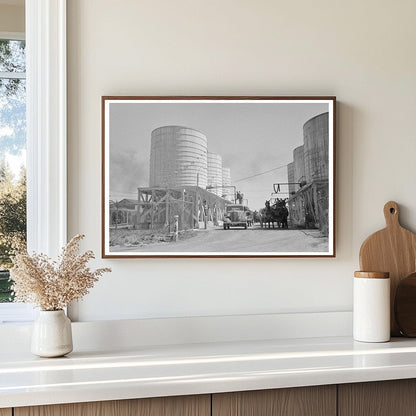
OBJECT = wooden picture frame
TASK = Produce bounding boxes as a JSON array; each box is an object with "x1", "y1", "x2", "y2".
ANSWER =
[{"x1": 102, "y1": 96, "x2": 336, "y2": 258}]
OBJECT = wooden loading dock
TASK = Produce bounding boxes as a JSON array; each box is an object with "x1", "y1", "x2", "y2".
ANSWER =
[{"x1": 135, "y1": 186, "x2": 229, "y2": 232}]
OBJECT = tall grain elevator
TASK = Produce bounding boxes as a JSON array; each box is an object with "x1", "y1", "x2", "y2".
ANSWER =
[
  {"x1": 303, "y1": 113, "x2": 329, "y2": 182},
  {"x1": 149, "y1": 126, "x2": 208, "y2": 188},
  {"x1": 293, "y1": 145, "x2": 305, "y2": 185},
  {"x1": 287, "y1": 162, "x2": 295, "y2": 196},
  {"x1": 221, "y1": 167, "x2": 233, "y2": 201},
  {"x1": 207, "y1": 152, "x2": 223, "y2": 196}
]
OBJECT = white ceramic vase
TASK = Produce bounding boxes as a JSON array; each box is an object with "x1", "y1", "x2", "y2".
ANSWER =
[{"x1": 31, "y1": 310, "x2": 73, "y2": 357}]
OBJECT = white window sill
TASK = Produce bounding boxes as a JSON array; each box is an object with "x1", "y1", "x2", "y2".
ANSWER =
[{"x1": 0, "y1": 303, "x2": 36, "y2": 324}]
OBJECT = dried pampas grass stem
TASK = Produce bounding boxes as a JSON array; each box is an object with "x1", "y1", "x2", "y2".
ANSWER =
[{"x1": 10, "y1": 234, "x2": 111, "y2": 311}]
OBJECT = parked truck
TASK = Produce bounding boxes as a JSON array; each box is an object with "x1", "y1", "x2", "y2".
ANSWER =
[{"x1": 223, "y1": 204, "x2": 252, "y2": 229}]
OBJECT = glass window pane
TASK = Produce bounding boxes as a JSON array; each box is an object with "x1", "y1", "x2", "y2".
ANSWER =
[
  {"x1": 0, "y1": 40, "x2": 26, "y2": 73},
  {"x1": 0, "y1": 78, "x2": 26, "y2": 153},
  {"x1": 0, "y1": 42, "x2": 26, "y2": 303}
]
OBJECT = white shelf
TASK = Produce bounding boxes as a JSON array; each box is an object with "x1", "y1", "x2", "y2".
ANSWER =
[{"x1": 2, "y1": 335, "x2": 416, "y2": 408}]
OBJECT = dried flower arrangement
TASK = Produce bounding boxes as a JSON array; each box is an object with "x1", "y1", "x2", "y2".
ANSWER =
[{"x1": 10, "y1": 234, "x2": 111, "y2": 311}]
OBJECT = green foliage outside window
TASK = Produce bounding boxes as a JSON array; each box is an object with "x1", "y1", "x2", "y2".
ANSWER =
[{"x1": 0, "y1": 39, "x2": 27, "y2": 302}]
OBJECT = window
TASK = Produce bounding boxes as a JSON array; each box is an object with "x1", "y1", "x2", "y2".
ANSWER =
[
  {"x1": 0, "y1": 0, "x2": 67, "y2": 324},
  {"x1": 0, "y1": 33, "x2": 34, "y2": 322},
  {"x1": 0, "y1": 36, "x2": 26, "y2": 302}
]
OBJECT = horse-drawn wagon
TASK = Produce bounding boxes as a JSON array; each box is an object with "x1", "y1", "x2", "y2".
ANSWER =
[{"x1": 260, "y1": 198, "x2": 289, "y2": 229}]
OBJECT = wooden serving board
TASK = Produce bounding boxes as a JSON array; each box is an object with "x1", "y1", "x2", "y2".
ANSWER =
[
  {"x1": 395, "y1": 272, "x2": 416, "y2": 337},
  {"x1": 359, "y1": 201, "x2": 416, "y2": 336}
]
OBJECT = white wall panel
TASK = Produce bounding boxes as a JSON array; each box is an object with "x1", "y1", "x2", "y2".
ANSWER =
[{"x1": 67, "y1": 0, "x2": 416, "y2": 323}]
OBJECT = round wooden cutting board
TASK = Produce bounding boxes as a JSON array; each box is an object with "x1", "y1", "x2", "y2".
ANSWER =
[
  {"x1": 395, "y1": 272, "x2": 416, "y2": 337},
  {"x1": 359, "y1": 201, "x2": 416, "y2": 336}
]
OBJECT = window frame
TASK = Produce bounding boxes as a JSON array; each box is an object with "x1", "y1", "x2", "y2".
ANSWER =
[
  {"x1": 0, "y1": 0, "x2": 67, "y2": 323},
  {"x1": 26, "y1": 0, "x2": 67, "y2": 257}
]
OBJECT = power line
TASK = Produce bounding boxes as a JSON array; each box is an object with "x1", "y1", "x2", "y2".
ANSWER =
[
  {"x1": 234, "y1": 164, "x2": 287, "y2": 183},
  {"x1": 110, "y1": 162, "x2": 287, "y2": 195}
]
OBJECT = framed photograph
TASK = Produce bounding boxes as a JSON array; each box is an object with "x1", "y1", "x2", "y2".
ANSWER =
[{"x1": 102, "y1": 96, "x2": 336, "y2": 258}]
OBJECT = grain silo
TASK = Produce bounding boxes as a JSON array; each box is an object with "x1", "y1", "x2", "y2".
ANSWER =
[
  {"x1": 207, "y1": 152, "x2": 223, "y2": 196},
  {"x1": 303, "y1": 112, "x2": 329, "y2": 183},
  {"x1": 287, "y1": 162, "x2": 295, "y2": 196},
  {"x1": 149, "y1": 126, "x2": 208, "y2": 188},
  {"x1": 222, "y1": 167, "x2": 233, "y2": 201},
  {"x1": 293, "y1": 145, "x2": 305, "y2": 185}
]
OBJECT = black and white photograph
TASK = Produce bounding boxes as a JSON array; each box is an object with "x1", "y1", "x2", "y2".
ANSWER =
[{"x1": 102, "y1": 97, "x2": 335, "y2": 257}]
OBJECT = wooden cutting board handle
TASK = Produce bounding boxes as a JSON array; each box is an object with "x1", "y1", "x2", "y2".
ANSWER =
[
  {"x1": 359, "y1": 201, "x2": 416, "y2": 336},
  {"x1": 383, "y1": 201, "x2": 400, "y2": 229}
]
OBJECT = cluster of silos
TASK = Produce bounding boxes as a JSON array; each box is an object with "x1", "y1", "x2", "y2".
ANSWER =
[
  {"x1": 286, "y1": 112, "x2": 329, "y2": 233},
  {"x1": 149, "y1": 126, "x2": 232, "y2": 199},
  {"x1": 286, "y1": 112, "x2": 329, "y2": 192}
]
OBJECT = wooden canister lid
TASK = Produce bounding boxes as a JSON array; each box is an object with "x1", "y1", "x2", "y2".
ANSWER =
[{"x1": 354, "y1": 271, "x2": 389, "y2": 279}]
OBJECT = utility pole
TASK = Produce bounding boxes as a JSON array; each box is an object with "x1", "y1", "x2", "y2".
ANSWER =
[{"x1": 173, "y1": 215, "x2": 179, "y2": 241}]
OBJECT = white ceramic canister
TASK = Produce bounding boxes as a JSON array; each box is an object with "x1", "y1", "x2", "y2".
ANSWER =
[{"x1": 353, "y1": 271, "x2": 390, "y2": 342}]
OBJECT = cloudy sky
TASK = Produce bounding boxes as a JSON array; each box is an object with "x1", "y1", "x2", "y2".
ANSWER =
[{"x1": 109, "y1": 100, "x2": 328, "y2": 211}]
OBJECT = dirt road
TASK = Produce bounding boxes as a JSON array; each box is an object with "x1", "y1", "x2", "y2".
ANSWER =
[{"x1": 113, "y1": 225, "x2": 328, "y2": 253}]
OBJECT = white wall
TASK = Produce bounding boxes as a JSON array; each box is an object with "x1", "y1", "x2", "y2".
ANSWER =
[
  {"x1": 0, "y1": 3, "x2": 24, "y2": 33},
  {"x1": 67, "y1": 0, "x2": 416, "y2": 322}
]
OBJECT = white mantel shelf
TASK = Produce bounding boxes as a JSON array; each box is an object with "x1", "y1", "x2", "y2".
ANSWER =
[{"x1": 2, "y1": 336, "x2": 416, "y2": 409}]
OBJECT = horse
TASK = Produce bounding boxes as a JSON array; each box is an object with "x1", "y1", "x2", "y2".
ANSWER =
[
  {"x1": 260, "y1": 200, "x2": 276, "y2": 229},
  {"x1": 273, "y1": 198, "x2": 289, "y2": 229}
]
